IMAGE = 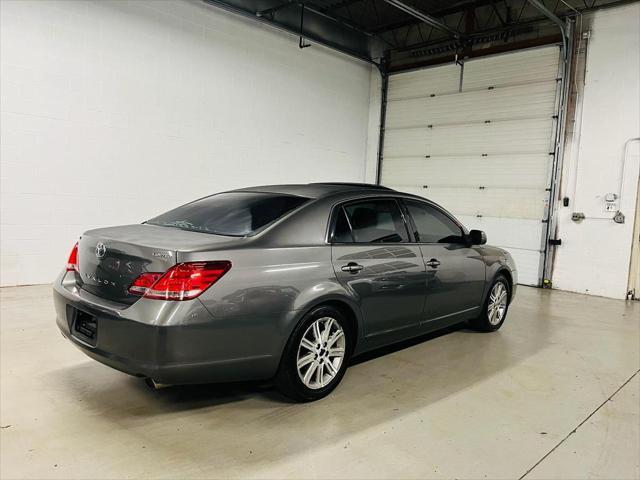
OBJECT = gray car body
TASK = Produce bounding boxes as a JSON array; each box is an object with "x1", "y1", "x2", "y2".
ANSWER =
[{"x1": 53, "y1": 183, "x2": 517, "y2": 385}]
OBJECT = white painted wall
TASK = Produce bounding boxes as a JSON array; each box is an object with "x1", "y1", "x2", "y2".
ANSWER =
[
  {"x1": 364, "y1": 65, "x2": 382, "y2": 183},
  {"x1": 552, "y1": 3, "x2": 640, "y2": 299},
  {"x1": 0, "y1": 0, "x2": 372, "y2": 286}
]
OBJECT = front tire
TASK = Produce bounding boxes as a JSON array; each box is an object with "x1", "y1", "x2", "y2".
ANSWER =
[
  {"x1": 470, "y1": 274, "x2": 511, "y2": 332},
  {"x1": 275, "y1": 306, "x2": 350, "y2": 402}
]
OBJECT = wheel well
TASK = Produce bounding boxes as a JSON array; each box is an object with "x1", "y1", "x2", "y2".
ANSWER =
[
  {"x1": 317, "y1": 300, "x2": 359, "y2": 350},
  {"x1": 497, "y1": 269, "x2": 513, "y2": 299}
]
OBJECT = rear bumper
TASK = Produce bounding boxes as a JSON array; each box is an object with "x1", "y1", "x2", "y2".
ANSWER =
[
  {"x1": 53, "y1": 274, "x2": 285, "y2": 384},
  {"x1": 58, "y1": 327, "x2": 274, "y2": 384}
]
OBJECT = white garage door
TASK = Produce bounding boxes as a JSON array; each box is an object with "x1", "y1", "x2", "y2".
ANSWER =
[{"x1": 380, "y1": 46, "x2": 562, "y2": 286}]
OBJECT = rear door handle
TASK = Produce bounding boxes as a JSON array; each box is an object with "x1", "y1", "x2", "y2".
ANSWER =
[
  {"x1": 341, "y1": 262, "x2": 364, "y2": 274},
  {"x1": 425, "y1": 258, "x2": 440, "y2": 268}
]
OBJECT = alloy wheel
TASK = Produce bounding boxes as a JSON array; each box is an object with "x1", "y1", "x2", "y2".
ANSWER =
[
  {"x1": 487, "y1": 282, "x2": 508, "y2": 325},
  {"x1": 296, "y1": 316, "x2": 346, "y2": 389}
]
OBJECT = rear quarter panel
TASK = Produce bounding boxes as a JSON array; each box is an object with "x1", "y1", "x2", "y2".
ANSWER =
[{"x1": 181, "y1": 246, "x2": 364, "y2": 361}]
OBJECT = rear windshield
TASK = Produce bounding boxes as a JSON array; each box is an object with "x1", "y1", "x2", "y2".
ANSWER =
[{"x1": 146, "y1": 192, "x2": 309, "y2": 236}]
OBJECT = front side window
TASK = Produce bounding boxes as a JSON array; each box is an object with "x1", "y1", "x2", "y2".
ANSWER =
[
  {"x1": 333, "y1": 199, "x2": 409, "y2": 243},
  {"x1": 405, "y1": 200, "x2": 464, "y2": 243},
  {"x1": 147, "y1": 192, "x2": 308, "y2": 236}
]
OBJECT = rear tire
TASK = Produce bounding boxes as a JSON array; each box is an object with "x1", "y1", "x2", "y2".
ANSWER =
[
  {"x1": 470, "y1": 274, "x2": 511, "y2": 332},
  {"x1": 275, "y1": 305, "x2": 351, "y2": 402}
]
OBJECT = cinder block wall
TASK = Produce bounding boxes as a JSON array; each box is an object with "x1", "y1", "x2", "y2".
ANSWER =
[{"x1": 0, "y1": 0, "x2": 372, "y2": 286}]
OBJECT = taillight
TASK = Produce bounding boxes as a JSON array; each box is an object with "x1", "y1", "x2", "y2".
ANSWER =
[
  {"x1": 66, "y1": 242, "x2": 79, "y2": 272},
  {"x1": 128, "y1": 272, "x2": 163, "y2": 296},
  {"x1": 129, "y1": 261, "x2": 231, "y2": 301}
]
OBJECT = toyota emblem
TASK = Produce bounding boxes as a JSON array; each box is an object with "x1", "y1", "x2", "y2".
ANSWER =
[{"x1": 95, "y1": 242, "x2": 107, "y2": 258}]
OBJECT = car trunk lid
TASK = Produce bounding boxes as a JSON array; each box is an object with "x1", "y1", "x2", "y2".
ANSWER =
[{"x1": 77, "y1": 224, "x2": 234, "y2": 304}]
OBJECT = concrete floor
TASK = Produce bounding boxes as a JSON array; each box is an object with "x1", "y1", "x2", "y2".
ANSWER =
[{"x1": 0, "y1": 285, "x2": 638, "y2": 480}]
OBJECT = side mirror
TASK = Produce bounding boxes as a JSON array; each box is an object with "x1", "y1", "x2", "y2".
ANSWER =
[{"x1": 469, "y1": 229, "x2": 487, "y2": 245}]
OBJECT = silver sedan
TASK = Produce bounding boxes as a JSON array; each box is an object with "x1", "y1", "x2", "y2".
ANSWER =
[{"x1": 54, "y1": 183, "x2": 517, "y2": 401}]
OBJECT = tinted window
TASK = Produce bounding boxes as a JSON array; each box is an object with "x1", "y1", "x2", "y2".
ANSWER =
[
  {"x1": 147, "y1": 192, "x2": 308, "y2": 236},
  {"x1": 337, "y1": 199, "x2": 409, "y2": 243},
  {"x1": 332, "y1": 207, "x2": 354, "y2": 243},
  {"x1": 405, "y1": 201, "x2": 463, "y2": 243}
]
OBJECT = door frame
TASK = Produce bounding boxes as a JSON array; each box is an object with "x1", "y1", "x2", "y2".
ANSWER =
[
  {"x1": 397, "y1": 197, "x2": 485, "y2": 324},
  {"x1": 627, "y1": 172, "x2": 640, "y2": 300},
  {"x1": 327, "y1": 196, "x2": 428, "y2": 339}
]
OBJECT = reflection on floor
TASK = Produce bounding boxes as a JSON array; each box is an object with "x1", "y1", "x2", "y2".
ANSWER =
[{"x1": 1, "y1": 285, "x2": 638, "y2": 479}]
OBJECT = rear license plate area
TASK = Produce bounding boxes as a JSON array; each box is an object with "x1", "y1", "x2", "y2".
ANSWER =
[{"x1": 71, "y1": 308, "x2": 98, "y2": 346}]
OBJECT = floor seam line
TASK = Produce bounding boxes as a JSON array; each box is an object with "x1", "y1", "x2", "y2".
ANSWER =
[{"x1": 518, "y1": 368, "x2": 640, "y2": 480}]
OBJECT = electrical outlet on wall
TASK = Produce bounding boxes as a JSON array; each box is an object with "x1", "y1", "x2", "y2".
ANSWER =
[{"x1": 604, "y1": 193, "x2": 618, "y2": 212}]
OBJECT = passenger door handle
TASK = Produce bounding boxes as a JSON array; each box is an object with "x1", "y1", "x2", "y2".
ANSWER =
[
  {"x1": 425, "y1": 258, "x2": 440, "y2": 268},
  {"x1": 341, "y1": 262, "x2": 364, "y2": 274}
]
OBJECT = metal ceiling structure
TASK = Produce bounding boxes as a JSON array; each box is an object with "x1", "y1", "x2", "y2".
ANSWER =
[{"x1": 201, "y1": 0, "x2": 635, "y2": 72}]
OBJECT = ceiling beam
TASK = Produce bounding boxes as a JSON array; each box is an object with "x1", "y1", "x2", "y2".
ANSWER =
[
  {"x1": 392, "y1": 12, "x2": 562, "y2": 54},
  {"x1": 526, "y1": 0, "x2": 567, "y2": 36},
  {"x1": 303, "y1": 1, "x2": 381, "y2": 40},
  {"x1": 526, "y1": 0, "x2": 568, "y2": 58},
  {"x1": 388, "y1": 33, "x2": 562, "y2": 73},
  {"x1": 319, "y1": 0, "x2": 365, "y2": 12},
  {"x1": 382, "y1": 0, "x2": 463, "y2": 39},
  {"x1": 256, "y1": 1, "x2": 295, "y2": 17},
  {"x1": 201, "y1": 0, "x2": 383, "y2": 64},
  {"x1": 373, "y1": 0, "x2": 496, "y2": 34}
]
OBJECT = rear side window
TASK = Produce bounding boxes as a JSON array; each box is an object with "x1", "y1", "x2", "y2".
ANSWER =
[
  {"x1": 332, "y1": 208, "x2": 354, "y2": 243},
  {"x1": 333, "y1": 199, "x2": 409, "y2": 243},
  {"x1": 147, "y1": 192, "x2": 308, "y2": 236},
  {"x1": 405, "y1": 200, "x2": 464, "y2": 243}
]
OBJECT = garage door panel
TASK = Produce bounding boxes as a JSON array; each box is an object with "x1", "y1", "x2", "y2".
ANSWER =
[
  {"x1": 463, "y1": 47, "x2": 560, "y2": 91},
  {"x1": 384, "y1": 118, "x2": 555, "y2": 158},
  {"x1": 383, "y1": 128, "x2": 426, "y2": 157},
  {"x1": 387, "y1": 185, "x2": 547, "y2": 219},
  {"x1": 382, "y1": 46, "x2": 560, "y2": 286},
  {"x1": 426, "y1": 118, "x2": 554, "y2": 156},
  {"x1": 501, "y1": 248, "x2": 541, "y2": 286},
  {"x1": 387, "y1": 64, "x2": 460, "y2": 101},
  {"x1": 386, "y1": 81, "x2": 557, "y2": 129},
  {"x1": 455, "y1": 215, "x2": 543, "y2": 252},
  {"x1": 381, "y1": 154, "x2": 550, "y2": 188}
]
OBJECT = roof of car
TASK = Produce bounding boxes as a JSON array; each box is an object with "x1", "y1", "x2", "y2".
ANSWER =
[{"x1": 232, "y1": 182, "x2": 396, "y2": 198}]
